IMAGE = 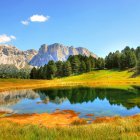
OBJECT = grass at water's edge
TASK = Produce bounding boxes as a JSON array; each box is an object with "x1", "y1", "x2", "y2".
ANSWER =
[
  {"x1": 0, "y1": 69, "x2": 140, "y2": 91},
  {"x1": 0, "y1": 115, "x2": 140, "y2": 140}
]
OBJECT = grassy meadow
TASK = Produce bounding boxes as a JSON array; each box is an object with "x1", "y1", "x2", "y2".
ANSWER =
[
  {"x1": 0, "y1": 115, "x2": 140, "y2": 140},
  {"x1": 0, "y1": 69, "x2": 140, "y2": 91}
]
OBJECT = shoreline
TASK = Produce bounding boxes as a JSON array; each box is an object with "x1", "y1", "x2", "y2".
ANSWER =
[
  {"x1": 0, "y1": 79, "x2": 140, "y2": 92},
  {"x1": 1, "y1": 109, "x2": 140, "y2": 128}
]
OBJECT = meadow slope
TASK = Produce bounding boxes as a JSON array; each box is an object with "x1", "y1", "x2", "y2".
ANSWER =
[{"x1": 0, "y1": 69, "x2": 140, "y2": 91}]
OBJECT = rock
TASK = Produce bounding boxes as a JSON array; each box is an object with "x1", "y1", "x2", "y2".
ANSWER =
[
  {"x1": 0, "y1": 43, "x2": 97, "y2": 68},
  {"x1": 0, "y1": 44, "x2": 37, "y2": 68},
  {"x1": 30, "y1": 43, "x2": 97, "y2": 67}
]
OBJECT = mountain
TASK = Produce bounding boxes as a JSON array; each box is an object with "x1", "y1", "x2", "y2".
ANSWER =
[
  {"x1": 0, "y1": 43, "x2": 97, "y2": 68},
  {"x1": 0, "y1": 44, "x2": 37, "y2": 68},
  {"x1": 30, "y1": 43, "x2": 97, "y2": 67}
]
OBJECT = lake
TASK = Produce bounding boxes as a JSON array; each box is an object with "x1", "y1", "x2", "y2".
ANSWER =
[{"x1": 0, "y1": 87, "x2": 140, "y2": 119}]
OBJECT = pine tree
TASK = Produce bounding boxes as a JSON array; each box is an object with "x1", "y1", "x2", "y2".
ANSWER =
[
  {"x1": 128, "y1": 51, "x2": 137, "y2": 68},
  {"x1": 43, "y1": 64, "x2": 48, "y2": 79},
  {"x1": 105, "y1": 52, "x2": 113, "y2": 69},
  {"x1": 30, "y1": 67, "x2": 37, "y2": 79},
  {"x1": 137, "y1": 59, "x2": 140, "y2": 73},
  {"x1": 135, "y1": 46, "x2": 140, "y2": 59},
  {"x1": 120, "y1": 53, "x2": 127, "y2": 69},
  {"x1": 63, "y1": 61, "x2": 72, "y2": 76},
  {"x1": 85, "y1": 59, "x2": 91, "y2": 72},
  {"x1": 69, "y1": 56, "x2": 80, "y2": 74},
  {"x1": 89, "y1": 56, "x2": 95, "y2": 70},
  {"x1": 56, "y1": 61, "x2": 63, "y2": 77},
  {"x1": 37, "y1": 66, "x2": 44, "y2": 79},
  {"x1": 46, "y1": 60, "x2": 57, "y2": 79},
  {"x1": 96, "y1": 58, "x2": 105, "y2": 70},
  {"x1": 80, "y1": 61, "x2": 86, "y2": 73}
]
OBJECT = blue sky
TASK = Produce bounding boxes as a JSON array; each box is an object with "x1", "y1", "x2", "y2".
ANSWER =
[{"x1": 0, "y1": 0, "x2": 140, "y2": 57}]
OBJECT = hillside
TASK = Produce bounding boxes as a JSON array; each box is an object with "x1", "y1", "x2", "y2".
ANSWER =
[{"x1": 0, "y1": 69, "x2": 140, "y2": 91}]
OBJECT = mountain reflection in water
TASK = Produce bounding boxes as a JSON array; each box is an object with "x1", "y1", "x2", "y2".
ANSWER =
[{"x1": 0, "y1": 87, "x2": 140, "y2": 118}]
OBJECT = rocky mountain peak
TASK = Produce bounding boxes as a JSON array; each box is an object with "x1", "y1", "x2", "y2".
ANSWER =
[
  {"x1": 0, "y1": 43, "x2": 98, "y2": 68},
  {"x1": 30, "y1": 43, "x2": 98, "y2": 67},
  {"x1": 0, "y1": 44, "x2": 37, "y2": 69}
]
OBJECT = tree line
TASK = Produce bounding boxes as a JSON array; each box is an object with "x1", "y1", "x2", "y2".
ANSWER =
[
  {"x1": 30, "y1": 46, "x2": 140, "y2": 80},
  {"x1": 105, "y1": 46, "x2": 140, "y2": 71},
  {"x1": 0, "y1": 64, "x2": 31, "y2": 79},
  {"x1": 30, "y1": 55, "x2": 105, "y2": 79}
]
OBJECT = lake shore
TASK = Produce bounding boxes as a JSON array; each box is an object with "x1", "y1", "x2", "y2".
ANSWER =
[
  {"x1": 0, "y1": 113, "x2": 140, "y2": 139},
  {"x1": 1, "y1": 109, "x2": 140, "y2": 127}
]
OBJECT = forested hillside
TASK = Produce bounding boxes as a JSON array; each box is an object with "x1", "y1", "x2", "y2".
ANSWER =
[{"x1": 30, "y1": 46, "x2": 140, "y2": 80}]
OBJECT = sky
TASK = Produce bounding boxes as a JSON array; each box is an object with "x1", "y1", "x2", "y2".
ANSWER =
[{"x1": 0, "y1": 0, "x2": 140, "y2": 57}]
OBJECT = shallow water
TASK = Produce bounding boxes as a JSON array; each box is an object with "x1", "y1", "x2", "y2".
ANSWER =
[{"x1": 0, "y1": 87, "x2": 140, "y2": 119}]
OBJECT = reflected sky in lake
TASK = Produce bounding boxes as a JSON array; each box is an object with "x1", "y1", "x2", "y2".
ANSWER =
[{"x1": 0, "y1": 87, "x2": 140, "y2": 119}]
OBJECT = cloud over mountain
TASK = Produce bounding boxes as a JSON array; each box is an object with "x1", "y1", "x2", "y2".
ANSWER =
[{"x1": 0, "y1": 34, "x2": 16, "y2": 43}]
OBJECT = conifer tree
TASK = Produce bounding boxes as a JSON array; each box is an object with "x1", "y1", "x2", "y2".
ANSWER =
[
  {"x1": 63, "y1": 61, "x2": 72, "y2": 76},
  {"x1": 30, "y1": 67, "x2": 37, "y2": 79},
  {"x1": 46, "y1": 60, "x2": 57, "y2": 79}
]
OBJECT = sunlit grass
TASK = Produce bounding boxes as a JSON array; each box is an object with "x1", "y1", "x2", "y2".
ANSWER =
[
  {"x1": 0, "y1": 115, "x2": 140, "y2": 140},
  {"x1": 0, "y1": 69, "x2": 140, "y2": 91},
  {"x1": 0, "y1": 70, "x2": 138, "y2": 91}
]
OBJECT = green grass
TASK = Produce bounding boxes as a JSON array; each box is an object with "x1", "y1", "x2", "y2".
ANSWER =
[
  {"x1": 0, "y1": 115, "x2": 140, "y2": 140},
  {"x1": 0, "y1": 69, "x2": 140, "y2": 91},
  {"x1": 63, "y1": 69, "x2": 139, "y2": 81}
]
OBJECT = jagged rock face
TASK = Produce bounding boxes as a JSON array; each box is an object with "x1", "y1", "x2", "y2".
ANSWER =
[
  {"x1": 30, "y1": 43, "x2": 97, "y2": 67},
  {"x1": 0, "y1": 44, "x2": 37, "y2": 68},
  {"x1": 0, "y1": 43, "x2": 97, "y2": 68}
]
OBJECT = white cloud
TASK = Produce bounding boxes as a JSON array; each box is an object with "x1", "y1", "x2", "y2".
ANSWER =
[
  {"x1": 30, "y1": 15, "x2": 50, "y2": 22},
  {"x1": 21, "y1": 20, "x2": 29, "y2": 25},
  {"x1": 21, "y1": 14, "x2": 50, "y2": 25},
  {"x1": 0, "y1": 34, "x2": 16, "y2": 43},
  {"x1": 10, "y1": 35, "x2": 16, "y2": 40}
]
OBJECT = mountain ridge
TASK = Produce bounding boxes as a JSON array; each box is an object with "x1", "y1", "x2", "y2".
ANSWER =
[
  {"x1": 0, "y1": 43, "x2": 97, "y2": 68},
  {"x1": 0, "y1": 44, "x2": 37, "y2": 68},
  {"x1": 30, "y1": 43, "x2": 97, "y2": 67}
]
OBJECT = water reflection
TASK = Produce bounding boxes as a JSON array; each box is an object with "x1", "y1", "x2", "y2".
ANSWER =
[
  {"x1": 0, "y1": 87, "x2": 140, "y2": 117},
  {"x1": 0, "y1": 89, "x2": 39, "y2": 106},
  {"x1": 35, "y1": 87, "x2": 140, "y2": 109}
]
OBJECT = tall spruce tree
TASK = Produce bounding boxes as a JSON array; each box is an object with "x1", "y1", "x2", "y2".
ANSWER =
[
  {"x1": 69, "y1": 56, "x2": 80, "y2": 74},
  {"x1": 80, "y1": 61, "x2": 86, "y2": 73},
  {"x1": 85, "y1": 59, "x2": 91, "y2": 72},
  {"x1": 96, "y1": 58, "x2": 105, "y2": 70},
  {"x1": 135, "y1": 46, "x2": 140, "y2": 59},
  {"x1": 30, "y1": 67, "x2": 37, "y2": 79},
  {"x1": 137, "y1": 58, "x2": 140, "y2": 73},
  {"x1": 120, "y1": 53, "x2": 127, "y2": 69},
  {"x1": 89, "y1": 56, "x2": 95, "y2": 70},
  {"x1": 46, "y1": 60, "x2": 57, "y2": 79},
  {"x1": 128, "y1": 51, "x2": 137, "y2": 68},
  {"x1": 56, "y1": 61, "x2": 63, "y2": 77},
  {"x1": 63, "y1": 61, "x2": 72, "y2": 76}
]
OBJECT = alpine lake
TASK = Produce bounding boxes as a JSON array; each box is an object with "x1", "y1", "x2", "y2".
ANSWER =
[{"x1": 0, "y1": 86, "x2": 140, "y2": 120}]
